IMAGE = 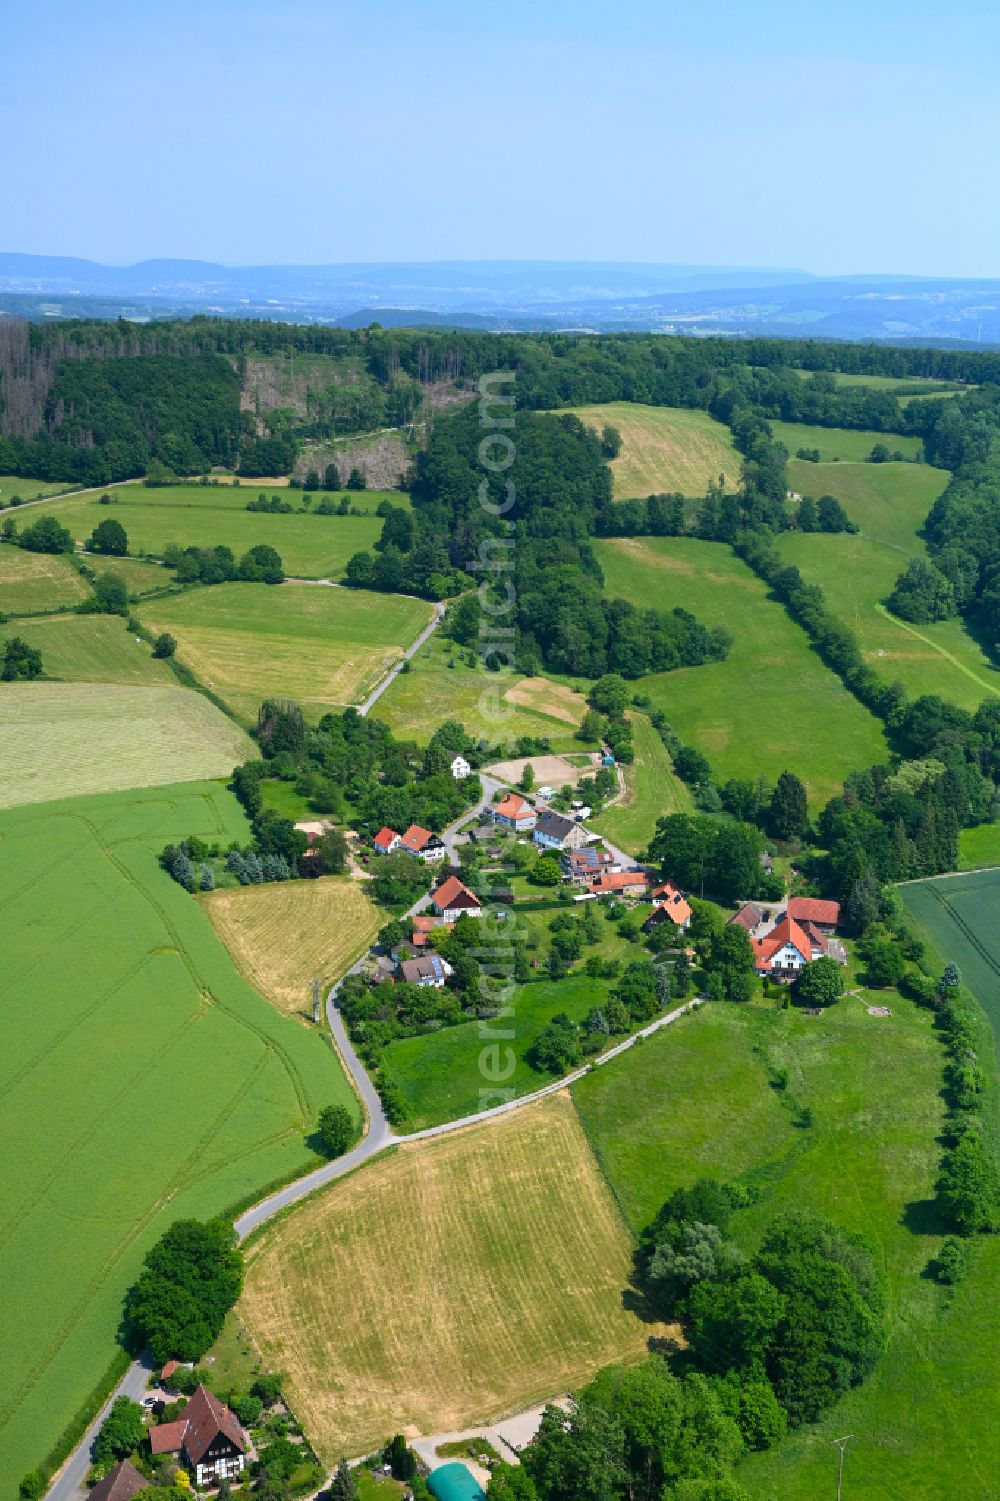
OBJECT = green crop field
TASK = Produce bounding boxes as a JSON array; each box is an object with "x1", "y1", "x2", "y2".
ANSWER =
[
  {"x1": 0, "y1": 545, "x2": 91, "y2": 614},
  {"x1": 376, "y1": 630, "x2": 586, "y2": 750},
  {"x1": 0, "y1": 781, "x2": 358, "y2": 1498},
  {"x1": 594, "y1": 536, "x2": 888, "y2": 805},
  {"x1": 564, "y1": 402, "x2": 739, "y2": 497},
  {"x1": 0, "y1": 474, "x2": 74, "y2": 504},
  {"x1": 572, "y1": 993, "x2": 992, "y2": 1499},
  {"x1": 137, "y1": 582, "x2": 433, "y2": 723},
  {"x1": 590, "y1": 711, "x2": 692, "y2": 855},
  {"x1": 0, "y1": 613, "x2": 173, "y2": 686},
  {"x1": 902, "y1": 870, "x2": 1000, "y2": 1044},
  {"x1": 770, "y1": 419, "x2": 924, "y2": 462},
  {"x1": 0, "y1": 682, "x2": 251, "y2": 808},
  {"x1": 792, "y1": 370, "x2": 968, "y2": 395},
  {"x1": 777, "y1": 461, "x2": 998, "y2": 710},
  {"x1": 32, "y1": 482, "x2": 408, "y2": 579}
]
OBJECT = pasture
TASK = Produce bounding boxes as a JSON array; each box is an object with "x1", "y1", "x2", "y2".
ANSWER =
[
  {"x1": 0, "y1": 782, "x2": 358, "y2": 1499},
  {"x1": 31, "y1": 482, "x2": 408, "y2": 579},
  {"x1": 0, "y1": 545, "x2": 90, "y2": 614},
  {"x1": 594, "y1": 536, "x2": 888, "y2": 804},
  {"x1": 381, "y1": 975, "x2": 618, "y2": 1129},
  {"x1": 958, "y1": 822, "x2": 1000, "y2": 870},
  {"x1": 572, "y1": 993, "x2": 987, "y2": 1499},
  {"x1": 103, "y1": 555, "x2": 178, "y2": 597},
  {"x1": 0, "y1": 613, "x2": 173, "y2": 686},
  {"x1": 0, "y1": 474, "x2": 73, "y2": 504},
  {"x1": 203, "y1": 876, "x2": 383, "y2": 1023},
  {"x1": 777, "y1": 460, "x2": 997, "y2": 711},
  {"x1": 137, "y1": 582, "x2": 434, "y2": 722},
  {"x1": 376, "y1": 632, "x2": 586, "y2": 750},
  {"x1": 0, "y1": 682, "x2": 251, "y2": 809},
  {"x1": 770, "y1": 419, "x2": 923, "y2": 462},
  {"x1": 590, "y1": 711, "x2": 692, "y2": 854},
  {"x1": 241, "y1": 1092, "x2": 665, "y2": 1462},
  {"x1": 565, "y1": 402, "x2": 738, "y2": 497}
]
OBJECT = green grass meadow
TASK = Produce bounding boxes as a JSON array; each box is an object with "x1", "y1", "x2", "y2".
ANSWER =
[
  {"x1": 564, "y1": 402, "x2": 739, "y2": 498},
  {"x1": 590, "y1": 711, "x2": 692, "y2": 854},
  {"x1": 770, "y1": 420, "x2": 924, "y2": 462},
  {"x1": 137, "y1": 582, "x2": 434, "y2": 722},
  {"x1": 0, "y1": 781, "x2": 358, "y2": 1497},
  {"x1": 0, "y1": 545, "x2": 91, "y2": 614},
  {"x1": 595, "y1": 536, "x2": 888, "y2": 805},
  {"x1": 0, "y1": 474, "x2": 74, "y2": 503},
  {"x1": 32, "y1": 482, "x2": 409, "y2": 579},
  {"x1": 778, "y1": 459, "x2": 998, "y2": 710},
  {"x1": 571, "y1": 993, "x2": 990, "y2": 1499},
  {"x1": 0, "y1": 613, "x2": 173, "y2": 686},
  {"x1": 376, "y1": 631, "x2": 585, "y2": 750}
]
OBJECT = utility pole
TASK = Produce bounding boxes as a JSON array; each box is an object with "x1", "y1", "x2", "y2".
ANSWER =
[
  {"x1": 831, "y1": 1435, "x2": 852, "y2": 1501},
  {"x1": 313, "y1": 976, "x2": 321, "y2": 1024}
]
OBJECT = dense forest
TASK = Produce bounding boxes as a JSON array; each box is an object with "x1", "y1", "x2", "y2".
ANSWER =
[{"x1": 2, "y1": 314, "x2": 999, "y2": 485}]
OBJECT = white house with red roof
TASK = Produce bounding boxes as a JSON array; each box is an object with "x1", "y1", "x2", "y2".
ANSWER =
[
  {"x1": 753, "y1": 913, "x2": 845, "y2": 980},
  {"x1": 647, "y1": 881, "x2": 693, "y2": 929},
  {"x1": 431, "y1": 875, "x2": 482, "y2": 921},
  {"x1": 373, "y1": 826, "x2": 401, "y2": 855},
  {"x1": 149, "y1": 1386, "x2": 249, "y2": 1487},
  {"x1": 398, "y1": 824, "x2": 447, "y2": 862},
  {"x1": 493, "y1": 791, "x2": 537, "y2": 831}
]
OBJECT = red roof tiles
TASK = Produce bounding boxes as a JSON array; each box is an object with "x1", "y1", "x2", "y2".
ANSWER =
[{"x1": 787, "y1": 897, "x2": 840, "y2": 928}]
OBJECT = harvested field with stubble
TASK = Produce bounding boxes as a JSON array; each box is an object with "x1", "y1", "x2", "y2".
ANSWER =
[
  {"x1": 0, "y1": 682, "x2": 252, "y2": 809},
  {"x1": 565, "y1": 402, "x2": 738, "y2": 497},
  {"x1": 203, "y1": 876, "x2": 383, "y2": 1023},
  {"x1": 241, "y1": 1093, "x2": 665, "y2": 1460},
  {"x1": 138, "y1": 582, "x2": 434, "y2": 722}
]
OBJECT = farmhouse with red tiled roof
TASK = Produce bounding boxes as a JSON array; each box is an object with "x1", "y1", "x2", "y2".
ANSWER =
[
  {"x1": 398, "y1": 824, "x2": 447, "y2": 862},
  {"x1": 372, "y1": 826, "x2": 400, "y2": 855},
  {"x1": 493, "y1": 791, "x2": 537, "y2": 831},
  {"x1": 646, "y1": 881, "x2": 693, "y2": 929},
  {"x1": 588, "y1": 870, "x2": 652, "y2": 899},
  {"x1": 149, "y1": 1386, "x2": 249, "y2": 1487},
  {"x1": 786, "y1": 896, "x2": 840, "y2": 931},
  {"x1": 431, "y1": 876, "x2": 483, "y2": 921}
]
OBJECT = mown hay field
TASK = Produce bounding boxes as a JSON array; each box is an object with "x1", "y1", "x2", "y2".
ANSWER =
[
  {"x1": 32, "y1": 483, "x2": 408, "y2": 579},
  {"x1": 565, "y1": 402, "x2": 739, "y2": 497},
  {"x1": 590, "y1": 711, "x2": 692, "y2": 855},
  {"x1": 203, "y1": 876, "x2": 383, "y2": 1023},
  {"x1": 0, "y1": 782, "x2": 358, "y2": 1499},
  {"x1": 376, "y1": 632, "x2": 586, "y2": 750},
  {"x1": 0, "y1": 545, "x2": 91, "y2": 614},
  {"x1": 241, "y1": 1093, "x2": 665, "y2": 1460},
  {"x1": 138, "y1": 583, "x2": 434, "y2": 723},
  {"x1": 778, "y1": 459, "x2": 997, "y2": 710},
  {"x1": 0, "y1": 682, "x2": 251, "y2": 808},
  {"x1": 594, "y1": 536, "x2": 888, "y2": 805},
  {"x1": 0, "y1": 614, "x2": 173, "y2": 687}
]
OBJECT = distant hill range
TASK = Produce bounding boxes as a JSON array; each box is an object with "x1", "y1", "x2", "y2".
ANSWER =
[{"x1": 2, "y1": 254, "x2": 1000, "y2": 343}]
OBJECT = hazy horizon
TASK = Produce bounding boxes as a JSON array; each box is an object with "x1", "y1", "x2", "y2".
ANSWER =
[{"x1": 6, "y1": 0, "x2": 1000, "y2": 277}]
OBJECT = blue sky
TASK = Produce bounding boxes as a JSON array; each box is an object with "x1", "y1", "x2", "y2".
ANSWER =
[{"x1": 4, "y1": 0, "x2": 998, "y2": 275}]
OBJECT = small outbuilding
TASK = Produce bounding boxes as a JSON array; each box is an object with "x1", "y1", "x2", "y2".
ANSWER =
[{"x1": 428, "y1": 1463, "x2": 487, "y2": 1501}]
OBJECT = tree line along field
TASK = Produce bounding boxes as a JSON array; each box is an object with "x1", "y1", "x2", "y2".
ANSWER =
[
  {"x1": 777, "y1": 456, "x2": 999, "y2": 710},
  {"x1": 0, "y1": 781, "x2": 359, "y2": 1499},
  {"x1": 565, "y1": 402, "x2": 739, "y2": 497},
  {"x1": 203, "y1": 876, "x2": 384, "y2": 1024},
  {"x1": 594, "y1": 536, "x2": 889, "y2": 805},
  {"x1": 26, "y1": 482, "x2": 411, "y2": 579},
  {"x1": 375, "y1": 631, "x2": 591, "y2": 751},
  {"x1": 571, "y1": 994, "x2": 1000, "y2": 1499},
  {"x1": 136, "y1": 582, "x2": 435, "y2": 724},
  {"x1": 589, "y1": 710, "x2": 692, "y2": 854},
  {"x1": 0, "y1": 682, "x2": 252, "y2": 809},
  {"x1": 240, "y1": 1092, "x2": 665, "y2": 1464}
]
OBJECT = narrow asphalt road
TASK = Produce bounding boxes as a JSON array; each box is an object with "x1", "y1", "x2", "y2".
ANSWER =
[{"x1": 45, "y1": 773, "x2": 664, "y2": 1501}]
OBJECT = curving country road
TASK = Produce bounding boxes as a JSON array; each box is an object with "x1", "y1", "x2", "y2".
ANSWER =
[{"x1": 45, "y1": 774, "x2": 671, "y2": 1501}]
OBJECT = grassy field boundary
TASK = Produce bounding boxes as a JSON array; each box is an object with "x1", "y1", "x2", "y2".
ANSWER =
[
  {"x1": 37, "y1": 1351, "x2": 130, "y2": 1490},
  {"x1": 873, "y1": 602, "x2": 997, "y2": 694}
]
